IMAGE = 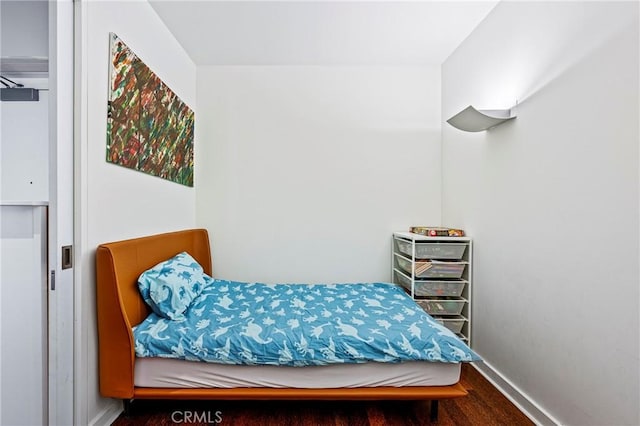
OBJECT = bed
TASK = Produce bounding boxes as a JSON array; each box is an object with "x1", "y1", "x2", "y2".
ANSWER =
[{"x1": 96, "y1": 229, "x2": 475, "y2": 421}]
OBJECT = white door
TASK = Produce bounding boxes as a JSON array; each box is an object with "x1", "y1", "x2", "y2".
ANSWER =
[
  {"x1": 0, "y1": 74, "x2": 50, "y2": 426},
  {"x1": 0, "y1": 205, "x2": 48, "y2": 426},
  {"x1": 0, "y1": 0, "x2": 74, "y2": 424}
]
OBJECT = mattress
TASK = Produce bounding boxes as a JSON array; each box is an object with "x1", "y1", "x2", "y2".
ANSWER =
[{"x1": 134, "y1": 358, "x2": 461, "y2": 388}]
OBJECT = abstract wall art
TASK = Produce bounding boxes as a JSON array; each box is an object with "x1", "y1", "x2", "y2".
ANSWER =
[{"x1": 106, "y1": 33, "x2": 194, "y2": 187}]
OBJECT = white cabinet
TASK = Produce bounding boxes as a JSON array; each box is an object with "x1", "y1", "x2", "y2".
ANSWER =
[{"x1": 392, "y1": 232, "x2": 472, "y2": 345}]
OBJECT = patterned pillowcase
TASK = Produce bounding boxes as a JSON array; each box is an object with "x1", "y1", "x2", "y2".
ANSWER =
[{"x1": 138, "y1": 252, "x2": 211, "y2": 321}]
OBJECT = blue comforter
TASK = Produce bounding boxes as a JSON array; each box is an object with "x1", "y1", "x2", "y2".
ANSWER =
[{"x1": 133, "y1": 280, "x2": 480, "y2": 366}]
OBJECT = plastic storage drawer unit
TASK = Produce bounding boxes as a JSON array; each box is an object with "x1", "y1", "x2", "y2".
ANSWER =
[{"x1": 395, "y1": 239, "x2": 467, "y2": 260}]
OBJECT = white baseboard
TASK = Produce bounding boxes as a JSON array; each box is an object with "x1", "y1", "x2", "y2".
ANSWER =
[
  {"x1": 89, "y1": 400, "x2": 122, "y2": 426},
  {"x1": 472, "y1": 361, "x2": 561, "y2": 426}
]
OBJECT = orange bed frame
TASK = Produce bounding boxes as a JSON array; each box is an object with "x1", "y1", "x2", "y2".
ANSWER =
[{"x1": 95, "y1": 229, "x2": 467, "y2": 416}]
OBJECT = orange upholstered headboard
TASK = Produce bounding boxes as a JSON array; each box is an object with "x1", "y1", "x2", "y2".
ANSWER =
[{"x1": 96, "y1": 229, "x2": 212, "y2": 398}]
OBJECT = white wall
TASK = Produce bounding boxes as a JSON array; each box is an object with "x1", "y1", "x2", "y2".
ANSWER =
[
  {"x1": 0, "y1": 0, "x2": 48, "y2": 58},
  {"x1": 196, "y1": 66, "x2": 441, "y2": 284},
  {"x1": 442, "y1": 2, "x2": 639, "y2": 425},
  {"x1": 75, "y1": 1, "x2": 196, "y2": 424}
]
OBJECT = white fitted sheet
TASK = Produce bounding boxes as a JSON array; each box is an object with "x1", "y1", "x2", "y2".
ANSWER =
[{"x1": 134, "y1": 358, "x2": 461, "y2": 388}]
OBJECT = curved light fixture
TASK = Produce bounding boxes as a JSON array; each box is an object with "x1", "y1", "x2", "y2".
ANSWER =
[{"x1": 446, "y1": 105, "x2": 516, "y2": 132}]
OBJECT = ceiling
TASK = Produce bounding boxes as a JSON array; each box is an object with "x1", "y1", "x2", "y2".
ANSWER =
[{"x1": 149, "y1": 1, "x2": 498, "y2": 66}]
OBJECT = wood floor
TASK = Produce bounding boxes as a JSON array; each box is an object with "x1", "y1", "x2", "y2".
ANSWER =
[{"x1": 112, "y1": 364, "x2": 534, "y2": 425}]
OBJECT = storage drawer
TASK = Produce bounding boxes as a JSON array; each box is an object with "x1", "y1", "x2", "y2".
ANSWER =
[
  {"x1": 396, "y1": 256, "x2": 466, "y2": 279},
  {"x1": 395, "y1": 272, "x2": 465, "y2": 297},
  {"x1": 394, "y1": 270, "x2": 412, "y2": 292},
  {"x1": 434, "y1": 316, "x2": 466, "y2": 334},
  {"x1": 416, "y1": 299, "x2": 466, "y2": 316},
  {"x1": 416, "y1": 280, "x2": 465, "y2": 297},
  {"x1": 395, "y1": 239, "x2": 467, "y2": 260}
]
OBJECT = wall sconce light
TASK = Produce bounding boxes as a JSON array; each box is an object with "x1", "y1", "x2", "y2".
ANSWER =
[{"x1": 446, "y1": 105, "x2": 516, "y2": 132}]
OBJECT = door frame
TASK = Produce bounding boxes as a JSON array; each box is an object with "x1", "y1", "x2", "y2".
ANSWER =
[{"x1": 48, "y1": 1, "x2": 74, "y2": 424}]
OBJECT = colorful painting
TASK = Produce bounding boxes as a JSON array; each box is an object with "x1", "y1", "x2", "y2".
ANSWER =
[{"x1": 106, "y1": 33, "x2": 194, "y2": 187}]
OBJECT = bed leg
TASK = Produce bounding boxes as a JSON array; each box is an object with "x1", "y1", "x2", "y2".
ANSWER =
[
  {"x1": 430, "y1": 400, "x2": 439, "y2": 422},
  {"x1": 122, "y1": 399, "x2": 133, "y2": 417}
]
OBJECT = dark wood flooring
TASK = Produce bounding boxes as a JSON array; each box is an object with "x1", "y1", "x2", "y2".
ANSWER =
[{"x1": 112, "y1": 364, "x2": 534, "y2": 425}]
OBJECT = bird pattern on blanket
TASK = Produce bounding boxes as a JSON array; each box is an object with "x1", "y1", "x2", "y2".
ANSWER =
[{"x1": 133, "y1": 281, "x2": 480, "y2": 365}]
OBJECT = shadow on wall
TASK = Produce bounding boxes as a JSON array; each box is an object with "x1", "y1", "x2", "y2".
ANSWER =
[
  {"x1": 517, "y1": 15, "x2": 638, "y2": 107},
  {"x1": 444, "y1": 2, "x2": 639, "y2": 117}
]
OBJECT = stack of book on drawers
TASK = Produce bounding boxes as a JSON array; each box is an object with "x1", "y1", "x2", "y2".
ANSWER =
[{"x1": 409, "y1": 226, "x2": 465, "y2": 237}]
